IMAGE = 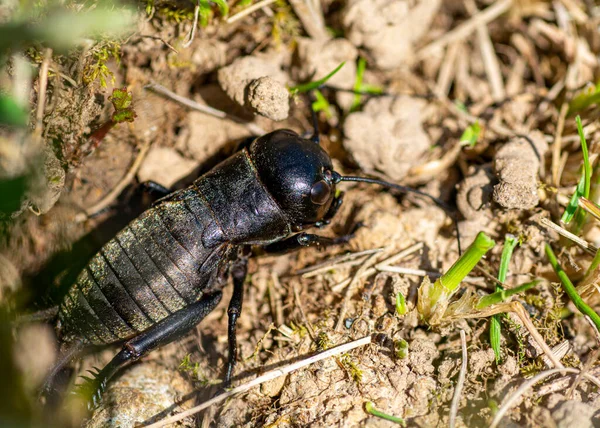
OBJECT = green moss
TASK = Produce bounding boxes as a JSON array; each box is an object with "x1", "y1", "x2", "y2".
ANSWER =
[{"x1": 82, "y1": 40, "x2": 121, "y2": 88}]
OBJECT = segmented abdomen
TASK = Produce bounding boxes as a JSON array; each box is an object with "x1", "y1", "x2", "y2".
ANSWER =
[{"x1": 58, "y1": 188, "x2": 227, "y2": 345}]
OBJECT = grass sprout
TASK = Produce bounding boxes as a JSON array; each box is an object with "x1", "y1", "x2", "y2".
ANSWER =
[
  {"x1": 418, "y1": 232, "x2": 495, "y2": 324},
  {"x1": 459, "y1": 121, "x2": 481, "y2": 147},
  {"x1": 364, "y1": 401, "x2": 406, "y2": 426},
  {"x1": 490, "y1": 234, "x2": 519, "y2": 363},
  {"x1": 561, "y1": 116, "x2": 592, "y2": 231},
  {"x1": 288, "y1": 62, "x2": 345, "y2": 96}
]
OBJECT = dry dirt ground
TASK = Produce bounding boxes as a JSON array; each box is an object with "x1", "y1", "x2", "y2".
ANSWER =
[{"x1": 3, "y1": 0, "x2": 600, "y2": 427}]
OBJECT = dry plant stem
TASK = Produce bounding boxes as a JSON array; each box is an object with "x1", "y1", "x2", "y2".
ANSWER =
[
  {"x1": 288, "y1": 0, "x2": 329, "y2": 41},
  {"x1": 226, "y1": 0, "x2": 277, "y2": 24},
  {"x1": 330, "y1": 243, "x2": 424, "y2": 292},
  {"x1": 489, "y1": 367, "x2": 600, "y2": 428},
  {"x1": 77, "y1": 140, "x2": 151, "y2": 220},
  {"x1": 270, "y1": 273, "x2": 284, "y2": 326},
  {"x1": 537, "y1": 365, "x2": 600, "y2": 396},
  {"x1": 435, "y1": 42, "x2": 460, "y2": 97},
  {"x1": 417, "y1": 0, "x2": 513, "y2": 59},
  {"x1": 377, "y1": 266, "x2": 440, "y2": 277},
  {"x1": 539, "y1": 218, "x2": 597, "y2": 255},
  {"x1": 293, "y1": 282, "x2": 316, "y2": 340},
  {"x1": 449, "y1": 301, "x2": 564, "y2": 369},
  {"x1": 464, "y1": 0, "x2": 505, "y2": 101},
  {"x1": 300, "y1": 248, "x2": 385, "y2": 277},
  {"x1": 144, "y1": 83, "x2": 266, "y2": 135},
  {"x1": 33, "y1": 48, "x2": 52, "y2": 137},
  {"x1": 552, "y1": 102, "x2": 569, "y2": 186},
  {"x1": 449, "y1": 330, "x2": 468, "y2": 428},
  {"x1": 566, "y1": 347, "x2": 600, "y2": 399},
  {"x1": 144, "y1": 336, "x2": 373, "y2": 428},
  {"x1": 182, "y1": 1, "x2": 200, "y2": 48},
  {"x1": 335, "y1": 251, "x2": 383, "y2": 331}
]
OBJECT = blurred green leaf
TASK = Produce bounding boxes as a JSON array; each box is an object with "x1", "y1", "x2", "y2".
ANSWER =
[
  {"x1": 0, "y1": 95, "x2": 28, "y2": 127},
  {"x1": 0, "y1": 7, "x2": 134, "y2": 55},
  {"x1": 0, "y1": 176, "x2": 28, "y2": 217}
]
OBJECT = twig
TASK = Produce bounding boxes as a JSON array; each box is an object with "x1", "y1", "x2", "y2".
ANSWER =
[
  {"x1": 182, "y1": 0, "x2": 200, "y2": 48},
  {"x1": 298, "y1": 248, "x2": 385, "y2": 276},
  {"x1": 144, "y1": 83, "x2": 266, "y2": 135},
  {"x1": 465, "y1": 0, "x2": 505, "y2": 101},
  {"x1": 417, "y1": 0, "x2": 513, "y2": 59},
  {"x1": 376, "y1": 266, "x2": 440, "y2": 277},
  {"x1": 489, "y1": 367, "x2": 600, "y2": 428},
  {"x1": 449, "y1": 330, "x2": 468, "y2": 428},
  {"x1": 33, "y1": 48, "x2": 53, "y2": 137},
  {"x1": 293, "y1": 282, "x2": 315, "y2": 340},
  {"x1": 331, "y1": 243, "x2": 425, "y2": 293},
  {"x1": 539, "y1": 218, "x2": 597, "y2": 255},
  {"x1": 566, "y1": 347, "x2": 600, "y2": 399},
  {"x1": 269, "y1": 272, "x2": 284, "y2": 327},
  {"x1": 76, "y1": 140, "x2": 151, "y2": 221},
  {"x1": 445, "y1": 301, "x2": 564, "y2": 369},
  {"x1": 552, "y1": 102, "x2": 569, "y2": 186},
  {"x1": 335, "y1": 251, "x2": 383, "y2": 331},
  {"x1": 138, "y1": 35, "x2": 179, "y2": 53},
  {"x1": 226, "y1": 0, "x2": 277, "y2": 24},
  {"x1": 144, "y1": 336, "x2": 372, "y2": 428},
  {"x1": 289, "y1": 0, "x2": 330, "y2": 41}
]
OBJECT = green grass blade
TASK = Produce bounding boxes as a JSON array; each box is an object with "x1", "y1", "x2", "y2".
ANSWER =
[
  {"x1": 545, "y1": 244, "x2": 600, "y2": 332},
  {"x1": 477, "y1": 280, "x2": 540, "y2": 309},
  {"x1": 350, "y1": 57, "x2": 367, "y2": 112},
  {"x1": 288, "y1": 62, "x2": 345, "y2": 95},
  {"x1": 429, "y1": 232, "x2": 495, "y2": 304},
  {"x1": 490, "y1": 234, "x2": 519, "y2": 363},
  {"x1": 562, "y1": 116, "x2": 592, "y2": 226},
  {"x1": 365, "y1": 401, "x2": 406, "y2": 426}
]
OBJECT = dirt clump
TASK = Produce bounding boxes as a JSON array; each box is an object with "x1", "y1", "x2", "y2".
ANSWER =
[{"x1": 343, "y1": 96, "x2": 431, "y2": 181}]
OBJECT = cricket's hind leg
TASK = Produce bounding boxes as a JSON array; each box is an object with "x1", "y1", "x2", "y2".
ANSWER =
[{"x1": 75, "y1": 291, "x2": 223, "y2": 410}]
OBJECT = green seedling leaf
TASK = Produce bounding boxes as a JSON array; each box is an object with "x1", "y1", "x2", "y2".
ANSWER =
[
  {"x1": 545, "y1": 244, "x2": 600, "y2": 332},
  {"x1": 476, "y1": 280, "x2": 540, "y2": 309},
  {"x1": 0, "y1": 94, "x2": 28, "y2": 127},
  {"x1": 459, "y1": 121, "x2": 481, "y2": 147},
  {"x1": 394, "y1": 339, "x2": 408, "y2": 359},
  {"x1": 109, "y1": 88, "x2": 136, "y2": 123},
  {"x1": 288, "y1": 62, "x2": 346, "y2": 96},
  {"x1": 365, "y1": 401, "x2": 406, "y2": 426},
  {"x1": 395, "y1": 292, "x2": 407, "y2": 316}
]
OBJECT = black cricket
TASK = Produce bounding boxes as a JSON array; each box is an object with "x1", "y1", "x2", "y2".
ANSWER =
[{"x1": 42, "y1": 119, "x2": 457, "y2": 409}]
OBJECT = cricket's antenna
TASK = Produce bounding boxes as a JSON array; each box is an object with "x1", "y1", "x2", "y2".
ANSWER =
[
  {"x1": 334, "y1": 174, "x2": 462, "y2": 254},
  {"x1": 308, "y1": 92, "x2": 320, "y2": 145}
]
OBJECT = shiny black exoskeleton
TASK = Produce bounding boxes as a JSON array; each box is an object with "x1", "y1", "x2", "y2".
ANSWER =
[{"x1": 47, "y1": 128, "x2": 352, "y2": 408}]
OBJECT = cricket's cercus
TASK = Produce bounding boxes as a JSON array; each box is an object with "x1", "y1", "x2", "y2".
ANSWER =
[{"x1": 42, "y1": 122, "x2": 459, "y2": 410}]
